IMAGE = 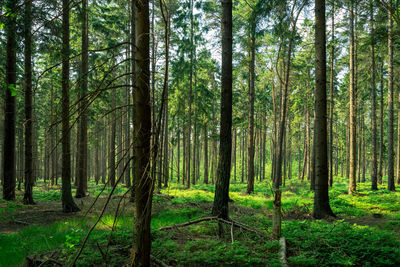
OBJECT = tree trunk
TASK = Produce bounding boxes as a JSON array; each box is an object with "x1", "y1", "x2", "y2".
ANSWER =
[
  {"x1": 274, "y1": 2, "x2": 304, "y2": 190},
  {"x1": 131, "y1": 0, "x2": 152, "y2": 265},
  {"x1": 387, "y1": 2, "x2": 395, "y2": 191},
  {"x1": 378, "y1": 62, "x2": 384, "y2": 185},
  {"x1": 313, "y1": 0, "x2": 335, "y2": 219},
  {"x1": 109, "y1": 89, "x2": 116, "y2": 187},
  {"x1": 348, "y1": 0, "x2": 357, "y2": 194},
  {"x1": 246, "y1": 29, "x2": 256, "y2": 194},
  {"x1": 203, "y1": 124, "x2": 209, "y2": 184},
  {"x1": 186, "y1": 0, "x2": 194, "y2": 189},
  {"x1": 328, "y1": 1, "x2": 335, "y2": 187},
  {"x1": 61, "y1": 0, "x2": 79, "y2": 212},
  {"x1": 212, "y1": 0, "x2": 232, "y2": 219},
  {"x1": 23, "y1": 0, "x2": 35, "y2": 205},
  {"x1": 76, "y1": 0, "x2": 89, "y2": 198},
  {"x1": 3, "y1": 0, "x2": 17, "y2": 201}
]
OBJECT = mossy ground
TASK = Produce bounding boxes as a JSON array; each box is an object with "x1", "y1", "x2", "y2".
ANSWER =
[{"x1": 0, "y1": 177, "x2": 399, "y2": 266}]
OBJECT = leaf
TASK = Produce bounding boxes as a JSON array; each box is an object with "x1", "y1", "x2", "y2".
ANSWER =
[{"x1": 8, "y1": 84, "x2": 17, "y2": 96}]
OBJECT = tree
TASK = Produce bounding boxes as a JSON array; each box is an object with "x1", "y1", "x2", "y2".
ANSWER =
[
  {"x1": 387, "y1": 0, "x2": 395, "y2": 191},
  {"x1": 131, "y1": 0, "x2": 153, "y2": 265},
  {"x1": 212, "y1": 0, "x2": 232, "y2": 220},
  {"x1": 23, "y1": 0, "x2": 35, "y2": 205},
  {"x1": 313, "y1": 0, "x2": 335, "y2": 219},
  {"x1": 348, "y1": 0, "x2": 357, "y2": 195},
  {"x1": 370, "y1": 0, "x2": 378, "y2": 190},
  {"x1": 328, "y1": 1, "x2": 335, "y2": 188},
  {"x1": 76, "y1": 0, "x2": 89, "y2": 198},
  {"x1": 61, "y1": 0, "x2": 80, "y2": 213},
  {"x1": 2, "y1": 0, "x2": 17, "y2": 201},
  {"x1": 246, "y1": 12, "x2": 256, "y2": 194}
]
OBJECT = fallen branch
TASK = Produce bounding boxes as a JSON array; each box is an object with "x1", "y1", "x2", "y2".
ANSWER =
[
  {"x1": 279, "y1": 237, "x2": 288, "y2": 267},
  {"x1": 157, "y1": 217, "x2": 217, "y2": 231},
  {"x1": 150, "y1": 255, "x2": 171, "y2": 267},
  {"x1": 224, "y1": 218, "x2": 267, "y2": 237},
  {"x1": 158, "y1": 216, "x2": 267, "y2": 237},
  {"x1": 14, "y1": 220, "x2": 30, "y2": 225}
]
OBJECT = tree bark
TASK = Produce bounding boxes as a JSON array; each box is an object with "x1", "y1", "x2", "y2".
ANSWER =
[
  {"x1": 246, "y1": 28, "x2": 256, "y2": 194},
  {"x1": 131, "y1": 0, "x2": 152, "y2": 265},
  {"x1": 3, "y1": 0, "x2": 17, "y2": 201},
  {"x1": 370, "y1": 2, "x2": 378, "y2": 189},
  {"x1": 23, "y1": 0, "x2": 35, "y2": 205},
  {"x1": 328, "y1": 2, "x2": 335, "y2": 187},
  {"x1": 76, "y1": 0, "x2": 89, "y2": 198},
  {"x1": 212, "y1": 0, "x2": 232, "y2": 219},
  {"x1": 61, "y1": 0, "x2": 79, "y2": 212},
  {"x1": 203, "y1": 124, "x2": 209, "y2": 184},
  {"x1": 348, "y1": 0, "x2": 357, "y2": 194},
  {"x1": 387, "y1": 2, "x2": 395, "y2": 191},
  {"x1": 313, "y1": 0, "x2": 335, "y2": 219}
]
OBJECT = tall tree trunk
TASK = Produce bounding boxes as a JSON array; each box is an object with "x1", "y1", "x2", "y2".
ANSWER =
[
  {"x1": 109, "y1": 89, "x2": 116, "y2": 187},
  {"x1": 387, "y1": 2, "x2": 395, "y2": 191},
  {"x1": 274, "y1": 2, "x2": 304, "y2": 189},
  {"x1": 246, "y1": 29, "x2": 256, "y2": 194},
  {"x1": 76, "y1": 0, "x2": 89, "y2": 198},
  {"x1": 160, "y1": 0, "x2": 170, "y2": 188},
  {"x1": 328, "y1": 1, "x2": 335, "y2": 187},
  {"x1": 3, "y1": 0, "x2": 17, "y2": 201},
  {"x1": 61, "y1": 0, "x2": 79, "y2": 212},
  {"x1": 313, "y1": 0, "x2": 335, "y2": 219},
  {"x1": 131, "y1": 0, "x2": 152, "y2": 265},
  {"x1": 130, "y1": 0, "x2": 136, "y2": 200},
  {"x1": 379, "y1": 62, "x2": 384, "y2": 185},
  {"x1": 203, "y1": 124, "x2": 209, "y2": 184},
  {"x1": 186, "y1": 0, "x2": 194, "y2": 189},
  {"x1": 348, "y1": 0, "x2": 357, "y2": 194},
  {"x1": 177, "y1": 130, "x2": 180, "y2": 182},
  {"x1": 23, "y1": 0, "x2": 35, "y2": 205},
  {"x1": 212, "y1": 0, "x2": 232, "y2": 219}
]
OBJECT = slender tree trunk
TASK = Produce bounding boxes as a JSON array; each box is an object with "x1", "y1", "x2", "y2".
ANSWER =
[
  {"x1": 76, "y1": 0, "x2": 89, "y2": 198},
  {"x1": 177, "y1": 130, "x2": 180, "y2": 182},
  {"x1": 186, "y1": 0, "x2": 194, "y2": 189},
  {"x1": 130, "y1": 0, "x2": 136, "y2": 201},
  {"x1": 23, "y1": 0, "x2": 35, "y2": 204},
  {"x1": 131, "y1": 0, "x2": 152, "y2": 265},
  {"x1": 348, "y1": 0, "x2": 357, "y2": 194},
  {"x1": 379, "y1": 62, "x2": 384, "y2": 185},
  {"x1": 328, "y1": 2, "x2": 335, "y2": 187},
  {"x1": 387, "y1": 2, "x2": 395, "y2": 191},
  {"x1": 109, "y1": 89, "x2": 116, "y2": 187},
  {"x1": 203, "y1": 124, "x2": 209, "y2": 184},
  {"x1": 61, "y1": 0, "x2": 79, "y2": 212},
  {"x1": 246, "y1": 29, "x2": 256, "y2": 194}
]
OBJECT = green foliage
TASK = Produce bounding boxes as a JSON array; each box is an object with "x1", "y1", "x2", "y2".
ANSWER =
[{"x1": 285, "y1": 220, "x2": 400, "y2": 266}]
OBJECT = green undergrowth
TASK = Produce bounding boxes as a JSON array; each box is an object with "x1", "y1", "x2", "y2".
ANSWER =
[{"x1": 1, "y1": 177, "x2": 400, "y2": 266}]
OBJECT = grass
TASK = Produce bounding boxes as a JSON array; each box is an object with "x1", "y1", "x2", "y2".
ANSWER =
[{"x1": 1, "y1": 177, "x2": 400, "y2": 266}]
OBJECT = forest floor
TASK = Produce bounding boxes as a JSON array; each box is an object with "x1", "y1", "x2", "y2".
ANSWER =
[{"x1": 1, "y1": 177, "x2": 400, "y2": 266}]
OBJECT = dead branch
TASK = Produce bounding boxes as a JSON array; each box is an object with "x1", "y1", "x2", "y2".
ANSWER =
[{"x1": 150, "y1": 255, "x2": 171, "y2": 267}]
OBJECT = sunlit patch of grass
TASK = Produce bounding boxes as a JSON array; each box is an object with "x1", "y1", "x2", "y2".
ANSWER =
[
  {"x1": 164, "y1": 188, "x2": 214, "y2": 204},
  {"x1": 151, "y1": 207, "x2": 205, "y2": 230}
]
